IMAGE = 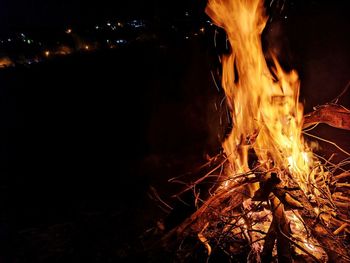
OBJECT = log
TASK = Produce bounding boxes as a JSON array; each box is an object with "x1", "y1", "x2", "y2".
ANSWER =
[
  {"x1": 303, "y1": 103, "x2": 350, "y2": 131},
  {"x1": 160, "y1": 170, "x2": 350, "y2": 261},
  {"x1": 162, "y1": 182, "x2": 246, "y2": 240},
  {"x1": 270, "y1": 194, "x2": 292, "y2": 263},
  {"x1": 280, "y1": 180, "x2": 350, "y2": 262},
  {"x1": 261, "y1": 219, "x2": 277, "y2": 263}
]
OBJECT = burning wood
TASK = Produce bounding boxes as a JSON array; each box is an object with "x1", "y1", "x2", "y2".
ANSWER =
[
  {"x1": 303, "y1": 103, "x2": 350, "y2": 131},
  {"x1": 154, "y1": 0, "x2": 350, "y2": 262}
]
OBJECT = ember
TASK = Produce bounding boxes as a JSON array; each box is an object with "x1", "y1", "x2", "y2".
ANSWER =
[{"x1": 160, "y1": 0, "x2": 350, "y2": 262}]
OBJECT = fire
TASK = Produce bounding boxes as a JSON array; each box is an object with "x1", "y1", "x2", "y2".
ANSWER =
[
  {"x1": 206, "y1": 0, "x2": 313, "y2": 192},
  {"x1": 162, "y1": 0, "x2": 350, "y2": 261}
]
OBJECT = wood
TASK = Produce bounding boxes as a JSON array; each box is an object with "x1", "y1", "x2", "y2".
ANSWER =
[
  {"x1": 163, "y1": 183, "x2": 246, "y2": 240},
  {"x1": 281, "y1": 179, "x2": 350, "y2": 262},
  {"x1": 303, "y1": 103, "x2": 350, "y2": 131},
  {"x1": 261, "y1": 220, "x2": 277, "y2": 263},
  {"x1": 161, "y1": 170, "x2": 350, "y2": 262},
  {"x1": 159, "y1": 153, "x2": 350, "y2": 262},
  {"x1": 269, "y1": 194, "x2": 292, "y2": 263}
]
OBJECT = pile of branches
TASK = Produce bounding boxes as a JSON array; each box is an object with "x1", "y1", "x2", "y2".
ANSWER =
[{"x1": 153, "y1": 103, "x2": 350, "y2": 262}]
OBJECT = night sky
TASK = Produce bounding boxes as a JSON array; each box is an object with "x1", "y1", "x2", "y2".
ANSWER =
[
  {"x1": 0, "y1": 0, "x2": 148, "y2": 28},
  {"x1": 0, "y1": 0, "x2": 200, "y2": 32},
  {"x1": 1, "y1": 0, "x2": 349, "y2": 31}
]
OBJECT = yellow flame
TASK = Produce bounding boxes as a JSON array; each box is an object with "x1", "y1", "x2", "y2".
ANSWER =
[{"x1": 206, "y1": 0, "x2": 313, "y2": 191}]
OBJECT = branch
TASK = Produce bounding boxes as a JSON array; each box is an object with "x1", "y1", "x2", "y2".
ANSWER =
[{"x1": 303, "y1": 103, "x2": 350, "y2": 131}]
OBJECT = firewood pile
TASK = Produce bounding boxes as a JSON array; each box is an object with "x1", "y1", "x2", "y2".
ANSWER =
[{"x1": 156, "y1": 104, "x2": 350, "y2": 263}]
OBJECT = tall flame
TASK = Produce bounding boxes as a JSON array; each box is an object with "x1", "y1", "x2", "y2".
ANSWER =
[{"x1": 206, "y1": 0, "x2": 313, "y2": 191}]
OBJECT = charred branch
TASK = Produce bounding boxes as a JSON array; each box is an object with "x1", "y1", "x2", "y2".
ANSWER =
[{"x1": 303, "y1": 104, "x2": 350, "y2": 131}]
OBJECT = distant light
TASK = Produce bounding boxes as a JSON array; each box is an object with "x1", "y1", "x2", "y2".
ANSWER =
[
  {"x1": 45, "y1": 51, "x2": 50, "y2": 57},
  {"x1": 115, "y1": 39, "x2": 127, "y2": 44},
  {"x1": 106, "y1": 39, "x2": 110, "y2": 43},
  {"x1": 85, "y1": 45, "x2": 89, "y2": 50},
  {"x1": 66, "y1": 28, "x2": 72, "y2": 34},
  {"x1": 95, "y1": 25, "x2": 99, "y2": 30},
  {"x1": 128, "y1": 19, "x2": 145, "y2": 28},
  {"x1": 107, "y1": 22, "x2": 111, "y2": 26},
  {"x1": 200, "y1": 27, "x2": 205, "y2": 33},
  {"x1": 21, "y1": 33, "x2": 25, "y2": 38},
  {"x1": 117, "y1": 22, "x2": 122, "y2": 27},
  {"x1": 7, "y1": 38, "x2": 11, "y2": 42},
  {"x1": 185, "y1": 11, "x2": 189, "y2": 17},
  {"x1": 185, "y1": 36, "x2": 189, "y2": 40},
  {"x1": 27, "y1": 40, "x2": 32, "y2": 44},
  {"x1": 284, "y1": 16, "x2": 288, "y2": 19}
]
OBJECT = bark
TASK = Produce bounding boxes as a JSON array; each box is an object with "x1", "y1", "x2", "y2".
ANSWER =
[
  {"x1": 261, "y1": 220, "x2": 277, "y2": 263},
  {"x1": 303, "y1": 103, "x2": 350, "y2": 131},
  {"x1": 269, "y1": 194, "x2": 292, "y2": 263}
]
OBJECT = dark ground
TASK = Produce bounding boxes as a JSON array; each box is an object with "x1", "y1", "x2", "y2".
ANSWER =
[
  {"x1": 0, "y1": 36, "x2": 221, "y2": 262},
  {"x1": 0, "y1": 1, "x2": 349, "y2": 262}
]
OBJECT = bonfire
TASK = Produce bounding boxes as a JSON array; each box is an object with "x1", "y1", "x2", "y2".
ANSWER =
[{"x1": 151, "y1": 0, "x2": 350, "y2": 262}]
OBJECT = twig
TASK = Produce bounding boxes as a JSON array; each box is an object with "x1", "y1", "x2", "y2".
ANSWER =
[
  {"x1": 331, "y1": 80, "x2": 350, "y2": 104},
  {"x1": 303, "y1": 132, "x2": 350, "y2": 157},
  {"x1": 333, "y1": 223, "x2": 348, "y2": 235}
]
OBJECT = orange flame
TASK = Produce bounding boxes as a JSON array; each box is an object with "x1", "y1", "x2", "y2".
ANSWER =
[{"x1": 206, "y1": 0, "x2": 313, "y2": 191}]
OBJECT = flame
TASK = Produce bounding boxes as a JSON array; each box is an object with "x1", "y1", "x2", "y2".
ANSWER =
[{"x1": 206, "y1": 0, "x2": 313, "y2": 192}]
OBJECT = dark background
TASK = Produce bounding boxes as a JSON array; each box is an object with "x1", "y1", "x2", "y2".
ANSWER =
[
  {"x1": 0, "y1": 0, "x2": 205, "y2": 33},
  {"x1": 0, "y1": 0, "x2": 349, "y2": 262}
]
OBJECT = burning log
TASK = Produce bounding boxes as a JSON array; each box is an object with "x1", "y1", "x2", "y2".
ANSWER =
[
  {"x1": 159, "y1": 166, "x2": 350, "y2": 262},
  {"x1": 303, "y1": 103, "x2": 350, "y2": 131},
  {"x1": 283, "y1": 179, "x2": 350, "y2": 262},
  {"x1": 269, "y1": 194, "x2": 292, "y2": 263}
]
